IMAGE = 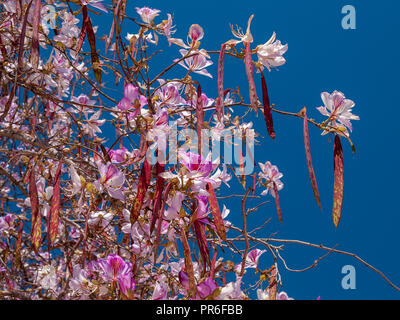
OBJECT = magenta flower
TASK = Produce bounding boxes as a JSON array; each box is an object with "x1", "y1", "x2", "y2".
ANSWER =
[
  {"x1": 118, "y1": 273, "x2": 136, "y2": 298},
  {"x1": 194, "y1": 195, "x2": 209, "y2": 223},
  {"x1": 94, "y1": 162, "x2": 126, "y2": 201},
  {"x1": 108, "y1": 147, "x2": 129, "y2": 163},
  {"x1": 197, "y1": 277, "x2": 218, "y2": 299},
  {"x1": 179, "y1": 150, "x2": 213, "y2": 178},
  {"x1": 178, "y1": 271, "x2": 219, "y2": 299},
  {"x1": 317, "y1": 90, "x2": 359, "y2": 136},
  {"x1": 96, "y1": 254, "x2": 132, "y2": 282}
]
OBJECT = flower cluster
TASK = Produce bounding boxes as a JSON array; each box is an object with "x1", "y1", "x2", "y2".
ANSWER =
[{"x1": 0, "y1": 0, "x2": 361, "y2": 301}]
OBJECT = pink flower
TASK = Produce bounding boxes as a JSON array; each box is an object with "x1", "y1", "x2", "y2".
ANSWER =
[
  {"x1": 189, "y1": 24, "x2": 204, "y2": 43},
  {"x1": 108, "y1": 147, "x2": 129, "y2": 163},
  {"x1": 156, "y1": 80, "x2": 186, "y2": 106},
  {"x1": 157, "y1": 14, "x2": 175, "y2": 41},
  {"x1": 178, "y1": 271, "x2": 218, "y2": 299},
  {"x1": 176, "y1": 49, "x2": 213, "y2": 78},
  {"x1": 82, "y1": 110, "x2": 106, "y2": 138},
  {"x1": 118, "y1": 273, "x2": 135, "y2": 298},
  {"x1": 94, "y1": 162, "x2": 126, "y2": 201},
  {"x1": 256, "y1": 32, "x2": 288, "y2": 71},
  {"x1": 317, "y1": 90, "x2": 359, "y2": 136},
  {"x1": 136, "y1": 7, "x2": 160, "y2": 24},
  {"x1": 152, "y1": 281, "x2": 168, "y2": 300},
  {"x1": 179, "y1": 150, "x2": 213, "y2": 177},
  {"x1": 245, "y1": 249, "x2": 266, "y2": 269},
  {"x1": 96, "y1": 254, "x2": 132, "y2": 282},
  {"x1": 258, "y1": 161, "x2": 284, "y2": 198},
  {"x1": 194, "y1": 195, "x2": 209, "y2": 224},
  {"x1": 169, "y1": 24, "x2": 205, "y2": 49},
  {"x1": 197, "y1": 277, "x2": 218, "y2": 299},
  {"x1": 0, "y1": 214, "x2": 16, "y2": 233},
  {"x1": 117, "y1": 84, "x2": 147, "y2": 117}
]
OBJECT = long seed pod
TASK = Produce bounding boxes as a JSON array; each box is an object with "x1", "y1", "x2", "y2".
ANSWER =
[
  {"x1": 192, "y1": 201, "x2": 210, "y2": 269},
  {"x1": 180, "y1": 227, "x2": 197, "y2": 298},
  {"x1": 260, "y1": 71, "x2": 275, "y2": 139},
  {"x1": 216, "y1": 44, "x2": 226, "y2": 121},
  {"x1": 130, "y1": 159, "x2": 152, "y2": 224},
  {"x1": 150, "y1": 162, "x2": 165, "y2": 234},
  {"x1": 303, "y1": 110, "x2": 321, "y2": 209},
  {"x1": 153, "y1": 182, "x2": 172, "y2": 264},
  {"x1": 83, "y1": 5, "x2": 102, "y2": 83},
  {"x1": 76, "y1": 5, "x2": 89, "y2": 54},
  {"x1": 15, "y1": 219, "x2": 23, "y2": 267},
  {"x1": 196, "y1": 83, "x2": 204, "y2": 154},
  {"x1": 49, "y1": 161, "x2": 62, "y2": 245},
  {"x1": 210, "y1": 250, "x2": 218, "y2": 279},
  {"x1": 206, "y1": 183, "x2": 227, "y2": 241},
  {"x1": 100, "y1": 144, "x2": 111, "y2": 163},
  {"x1": 244, "y1": 42, "x2": 259, "y2": 114},
  {"x1": 268, "y1": 265, "x2": 277, "y2": 300},
  {"x1": 333, "y1": 135, "x2": 344, "y2": 228},
  {"x1": 31, "y1": 0, "x2": 41, "y2": 70},
  {"x1": 29, "y1": 168, "x2": 41, "y2": 253},
  {"x1": 273, "y1": 182, "x2": 283, "y2": 223},
  {"x1": 0, "y1": 0, "x2": 33, "y2": 122},
  {"x1": 193, "y1": 221, "x2": 210, "y2": 269}
]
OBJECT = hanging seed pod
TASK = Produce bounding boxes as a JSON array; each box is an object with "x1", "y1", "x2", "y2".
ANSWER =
[
  {"x1": 303, "y1": 110, "x2": 321, "y2": 209},
  {"x1": 333, "y1": 135, "x2": 344, "y2": 228},
  {"x1": 260, "y1": 71, "x2": 275, "y2": 139},
  {"x1": 244, "y1": 42, "x2": 259, "y2": 114},
  {"x1": 49, "y1": 161, "x2": 62, "y2": 245},
  {"x1": 206, "y1": 183, "x2": 227, "y2": 241}
]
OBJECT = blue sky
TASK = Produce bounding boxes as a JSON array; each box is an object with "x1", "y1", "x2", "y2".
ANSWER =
[{"x1": 94, "y1": 0, "x2": 400, "y2": 299}]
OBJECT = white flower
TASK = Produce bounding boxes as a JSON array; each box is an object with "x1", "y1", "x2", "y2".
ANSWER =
[
  {"x1": 256, "y1": 32, "x2": 288, "y2": 71},
  {"x1": 175, "y1": 49, "x2": 213, "y2": 78},
  {"x1": 37, "y1": 264, "x2": 58, "y2": 291},
  {"x1": 135, "y1": 7, "x2": 160, "y2": 24},
  {"x1": 317, "y1": 90, "x2": 359, "y2": 136},
  {"x1": 258, "y1": 161, "x2": 283, "y2": 198},
  {"x1": 88, "y1": 211, "x2": 113, "y2": 227},
  {"x1": 81, "y1": 110, "x2": 106, "y2": 138},
  {"x1": 225, "y1": 15, "x2": 254, "y2": 46},
  {"x1": 217, "y1": 276, "x2": 244, "y2": 300}
]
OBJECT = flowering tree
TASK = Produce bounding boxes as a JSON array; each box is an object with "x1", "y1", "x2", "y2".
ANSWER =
[{"x1": 0, "y1": 0, "x2": 396, "y2": 300}]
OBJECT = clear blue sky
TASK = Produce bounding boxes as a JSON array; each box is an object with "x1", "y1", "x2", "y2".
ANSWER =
[{"x1": 94, "y1": 0, "x2": 400, "y2": 299}]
